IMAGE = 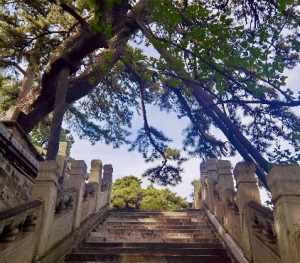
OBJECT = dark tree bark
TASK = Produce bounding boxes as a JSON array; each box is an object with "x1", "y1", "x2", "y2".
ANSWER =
[
  {"x1": 16, "y1": 15, "x2": 138, "y2": 133},
  {"x1": 189, "y1": 82, "x2": 270, "y2": 188},
  {"x1": 46, "y1": 67, "x2": 70, "y2": 160}
]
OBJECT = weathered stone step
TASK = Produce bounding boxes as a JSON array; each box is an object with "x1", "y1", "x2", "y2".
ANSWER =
[
  {"x1": 71, "y1": 247, "x2": 227, "y2": 256},
  {"x1": 99, "y1": 223, "x2": 211, "y2": 229},
  {"x1": 65, "y1": 210, "x2": 232, "y2": 263},
  {"x1": 108, "y1": 210, "x2": 205, "y2": 216},
  {"x1": 97, "y1": 228, "x2": 215, "y2": 233},
  {"x1": 97, "y1": 227, "x2": 213, "y2": 233},
  {"x1": 103, "y1": 219, "x2": 208, "y2": 226},
  {"x1": 89, "y1": 234, "x2": 216, "y2": 242},
  {"x1": 87, "y1": 235, "x2": 219, "y2": 244},
  {"x1": 65, "y1": 253, "x2": 231, "y2": 263},
  {"x1": 78, "y1": 242, "x2": 224, "y2": 249}
]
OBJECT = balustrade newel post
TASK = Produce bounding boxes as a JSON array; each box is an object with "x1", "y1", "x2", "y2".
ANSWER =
[
  {"x1": 268, "y1": 165, "x2": 300, "y2": 263},
  {"x1": 89, "y1": 160, "x2": 103, "y2": 211},
  {"x1": 234, "y1": 161, "x2": 261, "y2": 261}
]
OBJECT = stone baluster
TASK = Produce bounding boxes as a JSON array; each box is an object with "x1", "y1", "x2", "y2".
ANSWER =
[
  {"x1": 216, "y1": 160, "x2": 233, "y2": 222},
  {"x1": 1, "y1": 224, "x2": 20, "y2": 242},
  {"x1": 192, "y1": 180, "x2": 202, "y2": 209},
  {"x1": 200, "y1": 162, "x2": 208, "y2": 206},
  {"x1": 32, "y1": 160, "x2": 58, "y2": 257},
  {"x1": 67, "y1": 160, "x2": 87, "y2": 228},
  {"x1": 206, "y1": 159, "x2": 218, "y2": 213},
  {"x1": 89, "y1": 160, "x2": 103, "y2": 211},
  {"x1": 101, "y1": 164, "x2": 113, "y2": 207},
  {"x1": 215, "y1": 160, "x2": 240, "y2": 240},
  {"x1": 234, "y1": 161, "x2": 261, "y2": 261},
  {"x1": 56, "y1": 142, "x2": 69, "y2": 184},
  {"x1": 268, "y1": 165, "x2": 300, "y2": 263}
]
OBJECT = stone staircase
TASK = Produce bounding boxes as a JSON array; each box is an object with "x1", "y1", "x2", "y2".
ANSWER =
[{"x1": 65, "y1": 209, "x2": 232, "y2": 263}]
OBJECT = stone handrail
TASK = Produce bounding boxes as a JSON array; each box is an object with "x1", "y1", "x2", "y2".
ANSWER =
[
  {"x1": 0, "y1": 121, "x2": 41, "y2": 174},
  {"x1": 0, "y1": 200, "x2": 42, "y2": 242},
  {"x1": 247, "y1": 201, "x2": 276, "y2": 244},
  {"x1": 196, "y1": 159, "x2": 300, "y2": 263},
  {"x1": 0, "y1": 122, "x2": 114, "y2": 263}
]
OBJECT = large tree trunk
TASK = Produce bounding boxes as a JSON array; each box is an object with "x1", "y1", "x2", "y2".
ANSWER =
[
  {"x1": 16, "y1": 23, "x2": 138, "y2": 133},
  {"x1": 16, "y1": 41, "x2": 126, "y2": 133},
  {"x1": 46, "y1": 67, "x2": 70, "y2": 160},
  {"x1": 189, "y1": 82, "x2": 269, "y2": 188},
  {"x1": 14, "y1": 0, "x2": 144, "y2": 133}
]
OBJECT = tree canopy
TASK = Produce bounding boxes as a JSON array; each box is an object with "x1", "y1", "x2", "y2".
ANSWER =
[
  {"x1": 111, "y1": 175, "x2": 188, "y2": 210},
  {"x1": 111, "y1": 175, "x2": 143, "y2": 209},
  {"x1": 0, "y1": 0, "x2": 299, "y2": 188}
]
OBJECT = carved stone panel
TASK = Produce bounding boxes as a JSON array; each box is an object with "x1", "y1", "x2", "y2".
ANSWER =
[{"x1": 0, "y1": 151, "x2": 33, "y2": 211}]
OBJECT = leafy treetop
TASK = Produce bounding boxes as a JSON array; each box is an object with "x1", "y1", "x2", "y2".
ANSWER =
[{"x1": 0, "y1": 0, "x2": 299, "y2": 188}]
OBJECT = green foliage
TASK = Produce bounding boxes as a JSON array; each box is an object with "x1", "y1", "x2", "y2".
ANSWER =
[
  {"x1": 0, "y1": 76, "x2": 19, "y2": 114},
  {"x1": 111, "y1": 176, "x2": 188, "y2": 211},
  {"x1": 111, "y1": 176, "x2": 143, "y2": 209},
  {"x1": 30, "y1": 117, "x2": 74, "y2": 155},
  {"x1": 0, "y1": 0, "x2": 299, "y2": 186},
  {"x1": 140, "y1": 186, "x2": 188, "y2": 211}
]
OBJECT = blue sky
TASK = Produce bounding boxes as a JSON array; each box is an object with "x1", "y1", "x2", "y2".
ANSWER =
[{"x1": 71, "y1": 64, "x2": 299, "y2": 202}]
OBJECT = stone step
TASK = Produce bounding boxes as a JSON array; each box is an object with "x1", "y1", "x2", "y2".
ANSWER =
[
  {"x1": 103, "y1": 219, "x2": 208, "y2": 225},
  {"x1": 87, "y1": 236, "x2": 219, "y2": 243},
  {"x1": 78, "y1": 242, "x2": 224, "y2": 249},
  {"x1": 65, "y1": 210, "x2": 232, "y2": 263},
  {"x1": 98, "y1": 223, "x2": 211, "y2": 229},
  {"x1": 65, "y1": 253, "x2": 231, "y2": 263},
  {"x1": 70, "y1": 247, "x2": 227, "y2": 256},
  {"x1": 96, "y1": 228, "x2": 213, "y2": 233},
  {"x1": 108, "y1": 210, "x2": 205, "y2": 216},
  {"x1": 88, "y1": 233, "x2": 216, "y2": 242},
  {"x1": 96, "y1": 228, "x2": 215, "y2": 233}
]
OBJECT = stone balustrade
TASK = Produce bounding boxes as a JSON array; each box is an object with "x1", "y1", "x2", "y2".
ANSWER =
[
  {"x1": 0, "y1": 200, "x2": 41, "y2": 242},
  {"x1": 197, "y1": 159, "x2": 300, "y2": 263},
  {"x1": 0, "y1": 120, "x2": 113, "y2": 263},
  {"x1": 0, "y1": 200, "x2": 42, "y2": 262}
]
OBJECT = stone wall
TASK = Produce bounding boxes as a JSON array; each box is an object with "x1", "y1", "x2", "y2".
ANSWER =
[
  {"x1": 197, "y1": 158, "x2": 300, "y2": 263},
  {"x1": 0, "y1": 122, "x2": 113, "y2": 263}
]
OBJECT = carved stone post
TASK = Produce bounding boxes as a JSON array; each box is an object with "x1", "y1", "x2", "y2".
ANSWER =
[
  {"x1": 268, "y1": 165, "x2": 300, "y2": 263},
  {"x1": 200, "y1": 162, "x2": 208, "y2": 206},
  {"x1": 234, "y1": 161, "x2": 261, "y2": 260},
  {"x1": 193, "y1": 180, "x2": 202, "y2": 209},
  {"x1": 56, "y1": 142, "x2": 68, "y2": 184},
  {"x1": 206, "y1": 159, "x2": 218, "y2": 213},
  {"x1": 32, "y1": 160, "x2": 58, "y2": 257},
  {"x1": 67, "y1": 160, "x2": 87, "y2": 228},
  {"x1": 234, "y1": 162, "x2": 261, "y2": 210},
  {"x1": 89, "y1": 160, "x2": 103, "y2": 211},
  {"x1": 216, "y1": 160, "x2": 233, "y2": 222},
  {"x1": 101, "y1": 164, "x2": 113, "y2": 207}
]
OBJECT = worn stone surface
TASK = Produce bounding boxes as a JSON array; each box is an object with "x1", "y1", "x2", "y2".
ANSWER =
[
  {"x1": 65, "y1": 210, "x2": 232, "y2": 263},
  {"x1": 268, "y1": 165, "x2": 300, "y2": 263}
]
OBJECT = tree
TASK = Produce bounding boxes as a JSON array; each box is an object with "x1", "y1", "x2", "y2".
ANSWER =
[
  {"x1": 1, "y1": 0, "x2": 299, "y2": 187},
  {"x1": 140, "y1": 186, "x2": 188, "y2": 211},
  {"x1": 0, "y1": 78, "x2": 74, "y2": 151},
  {"x1": 111, "y1": 176, "x2": 188, "y2": 210},
  {"x1": 111, "y1": 176, "x2": 143, "y2": 209}
]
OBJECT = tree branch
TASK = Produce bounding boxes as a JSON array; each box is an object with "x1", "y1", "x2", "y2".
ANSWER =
[
  {"x1": 49, "y1": 0, "x2": 88, "y2": 27},
  {"x1": 0, "y1": 59, "x2": 26, "y2": 75}
]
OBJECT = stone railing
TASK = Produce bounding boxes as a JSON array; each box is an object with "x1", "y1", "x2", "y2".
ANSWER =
[
  {"x1": 196, "y1": 159, "x2": 300, "y2": 263},
  {"x1": 0, "y1": 121, "x2": 113, "y2": 263},
  {"x1": 0, "y1": 200, "x2": 42, "y2": 262},
  {"x1": 0, "y1": 121, "x2": 42, "y2": 212}
]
